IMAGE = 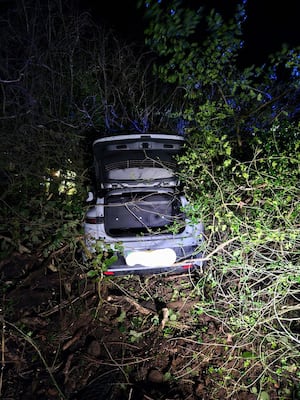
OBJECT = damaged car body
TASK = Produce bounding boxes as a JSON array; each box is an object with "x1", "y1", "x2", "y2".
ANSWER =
[{"x1": 84, "y1": 133, "x2": 204, "y2": 275}]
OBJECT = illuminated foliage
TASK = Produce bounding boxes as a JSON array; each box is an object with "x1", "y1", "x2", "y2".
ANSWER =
[{"x1": 138, "y1": 0, "x2": 300, "y2": 159}]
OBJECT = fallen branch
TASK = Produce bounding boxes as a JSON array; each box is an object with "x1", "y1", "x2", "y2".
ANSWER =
[{"x1": 107, "y1": 294, "x2": 155, "y2": 315}]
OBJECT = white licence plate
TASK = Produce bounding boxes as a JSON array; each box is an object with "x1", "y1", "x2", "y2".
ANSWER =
[{"x1": 125, "y1": 248, "x2": 176, "y2": 267}]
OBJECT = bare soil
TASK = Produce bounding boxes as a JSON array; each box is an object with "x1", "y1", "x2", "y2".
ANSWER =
[{"x1": 0, "y1": 252, "x2": 295, "y2": 399}]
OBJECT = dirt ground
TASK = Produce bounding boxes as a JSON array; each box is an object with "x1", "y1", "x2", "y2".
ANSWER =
[{"x1": 0, "y1": 252, "x2": 297, "y2": 400}]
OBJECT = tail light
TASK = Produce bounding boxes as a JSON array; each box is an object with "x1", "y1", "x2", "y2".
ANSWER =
[
  {"x1": 85, "y1": 216, "x2": 104, "y2": 224},
  {"x1": 85, "y1": 217, "x2": 97, "y2": 224},
  {"x1": 181, "y1": 263, "x2": 193, "y2": 269}
]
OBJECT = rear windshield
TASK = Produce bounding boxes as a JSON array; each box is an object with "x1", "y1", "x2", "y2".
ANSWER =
[
  {"x1": 106, "y1": 164, "x2": 174, "y2": 181},
  {"x1": 104, "y1": 192, "x2": 185, "y2": 237},
  {"x1": 97, "y1": 151, "x2": 177, "y2": 183}
]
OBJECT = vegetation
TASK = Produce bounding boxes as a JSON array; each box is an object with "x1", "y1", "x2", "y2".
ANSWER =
[
  {"x1": 137, "y1": 0, "x2": 300, "y2": 398},
  {"x1": 1, "y1": 0, "x2": 299, "y2": 399}
]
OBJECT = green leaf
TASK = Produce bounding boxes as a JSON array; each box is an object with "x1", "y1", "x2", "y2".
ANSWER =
[
  {"x1": 169, "y1": 313, "x2": 177, "y2": 321},
  {"x1": 258, "y1": 391, "x2": 270, "y2": 400},
  {"x1": 242, "y1": 351, "x2": 255, "y2": 359},
  {"x1": 116, "y1": 310, "x2": 126, "y2": 323},
  {"x1": 87, "y1": 270, "x2": 98, "y2": 278}
]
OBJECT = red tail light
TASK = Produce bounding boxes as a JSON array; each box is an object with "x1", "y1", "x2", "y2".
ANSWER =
[
  {"x1": 85, "y1": 216, "x2": 104, "y2": 224},
  {"x1": 104, "y1": 271, "x2": 115, "y2": 276},
  {"x1": 181, "y1": 264, "x2": 193, "y2": 269},
  {"x1": 85, "y1": 217, "x2": 97, "y2": 224}
]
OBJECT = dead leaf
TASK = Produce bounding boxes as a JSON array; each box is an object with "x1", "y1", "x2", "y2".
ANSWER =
[
  {"x1": 47, "y1": 262, "x2": 58, "y2": 272},
  {"x1": 226, "y1": 333, "x2": 233, "y2": 344}
]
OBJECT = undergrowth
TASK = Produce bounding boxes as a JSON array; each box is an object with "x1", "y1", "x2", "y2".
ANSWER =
[{"x1": 176, "y1": 144, "x2": 300, "y2": 398}]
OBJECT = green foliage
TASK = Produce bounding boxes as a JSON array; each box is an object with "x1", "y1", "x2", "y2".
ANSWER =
[
  {"x1": 137, "y1": 4, "x2": 300, "y2": 394},
  {"x1": 85, "y1": 240, "x2": 123, "y2": 278},
  {"x1": 139, "y1": 0, "x2": 300, "y2": 154},
  {"x1": 1, "y1": 182, "x2": 85, "y2": 260},
  {"x1": 0, "y1": 0, "x2": 153, "y2": 262},
  {"x1": 141, "y1": 0, "x2": 244, "y2": 85},
  {"x1": 178, "y1": 142, "x2": 300, "y2": 396},
  {"x1": 1, "y1": 2, "x2": 299, "y2": 397}
]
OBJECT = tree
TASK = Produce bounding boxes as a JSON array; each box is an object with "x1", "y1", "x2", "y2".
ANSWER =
[
  {"x1": 0, "y1": 0, "x2": 188, "y2": 256},
  {"x1": 138, "y1": 0, "x2": 300, "y2": 160},
  {"x1": 0, "y1": 0, "x2": 154, "y2": 256}
]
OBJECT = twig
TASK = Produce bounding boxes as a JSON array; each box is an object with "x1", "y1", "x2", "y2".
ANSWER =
[
  {"x1": 38, "y1": 290, "x2": 94, "y2": 317},
  {"x1": 0, "y1": 74, "x2": 23, "y2": 83},
  {"x1": 102, "y1": 342, "x2": 129, "y2": 384},
  {"x1": 4, "y1": 320, "x2": 66, "y2": 399},
  {"x1": 107, "y1": 294, "x2": 155, "y2": 315},
  {"x1": 173, "y1": 236, "x2": 239, "y2": 266},
  {"x1": 0, "y1": 235, "x2": 31, "y2": 254}
]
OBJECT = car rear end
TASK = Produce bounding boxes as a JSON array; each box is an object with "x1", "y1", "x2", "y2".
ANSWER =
[
  {"x1": 84, "y1": 188, "x2": 204, "y2": 275},
  {"x1": 84, "y1": 133, "x2": 205, "y2": 275}
]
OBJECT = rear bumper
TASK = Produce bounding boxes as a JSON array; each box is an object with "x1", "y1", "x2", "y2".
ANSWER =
[
  {"x1": 103, "y1": 262, "x2": 203, "y2": 276},
  {"x1": 106, "y1": 246, "x2": 204, "y2": 275},
  {"x1": 84, "y1": 223, "x2": 204, "y2": 275}
]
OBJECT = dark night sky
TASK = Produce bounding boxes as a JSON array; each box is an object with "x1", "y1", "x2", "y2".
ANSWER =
[{"x1": 79, "y1": 0, "x2": 300, "y2": 66}]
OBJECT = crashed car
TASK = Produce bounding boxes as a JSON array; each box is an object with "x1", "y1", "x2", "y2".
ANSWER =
[{"x1": 84, "y1": 133, "x2": 204, "y2": 275}]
